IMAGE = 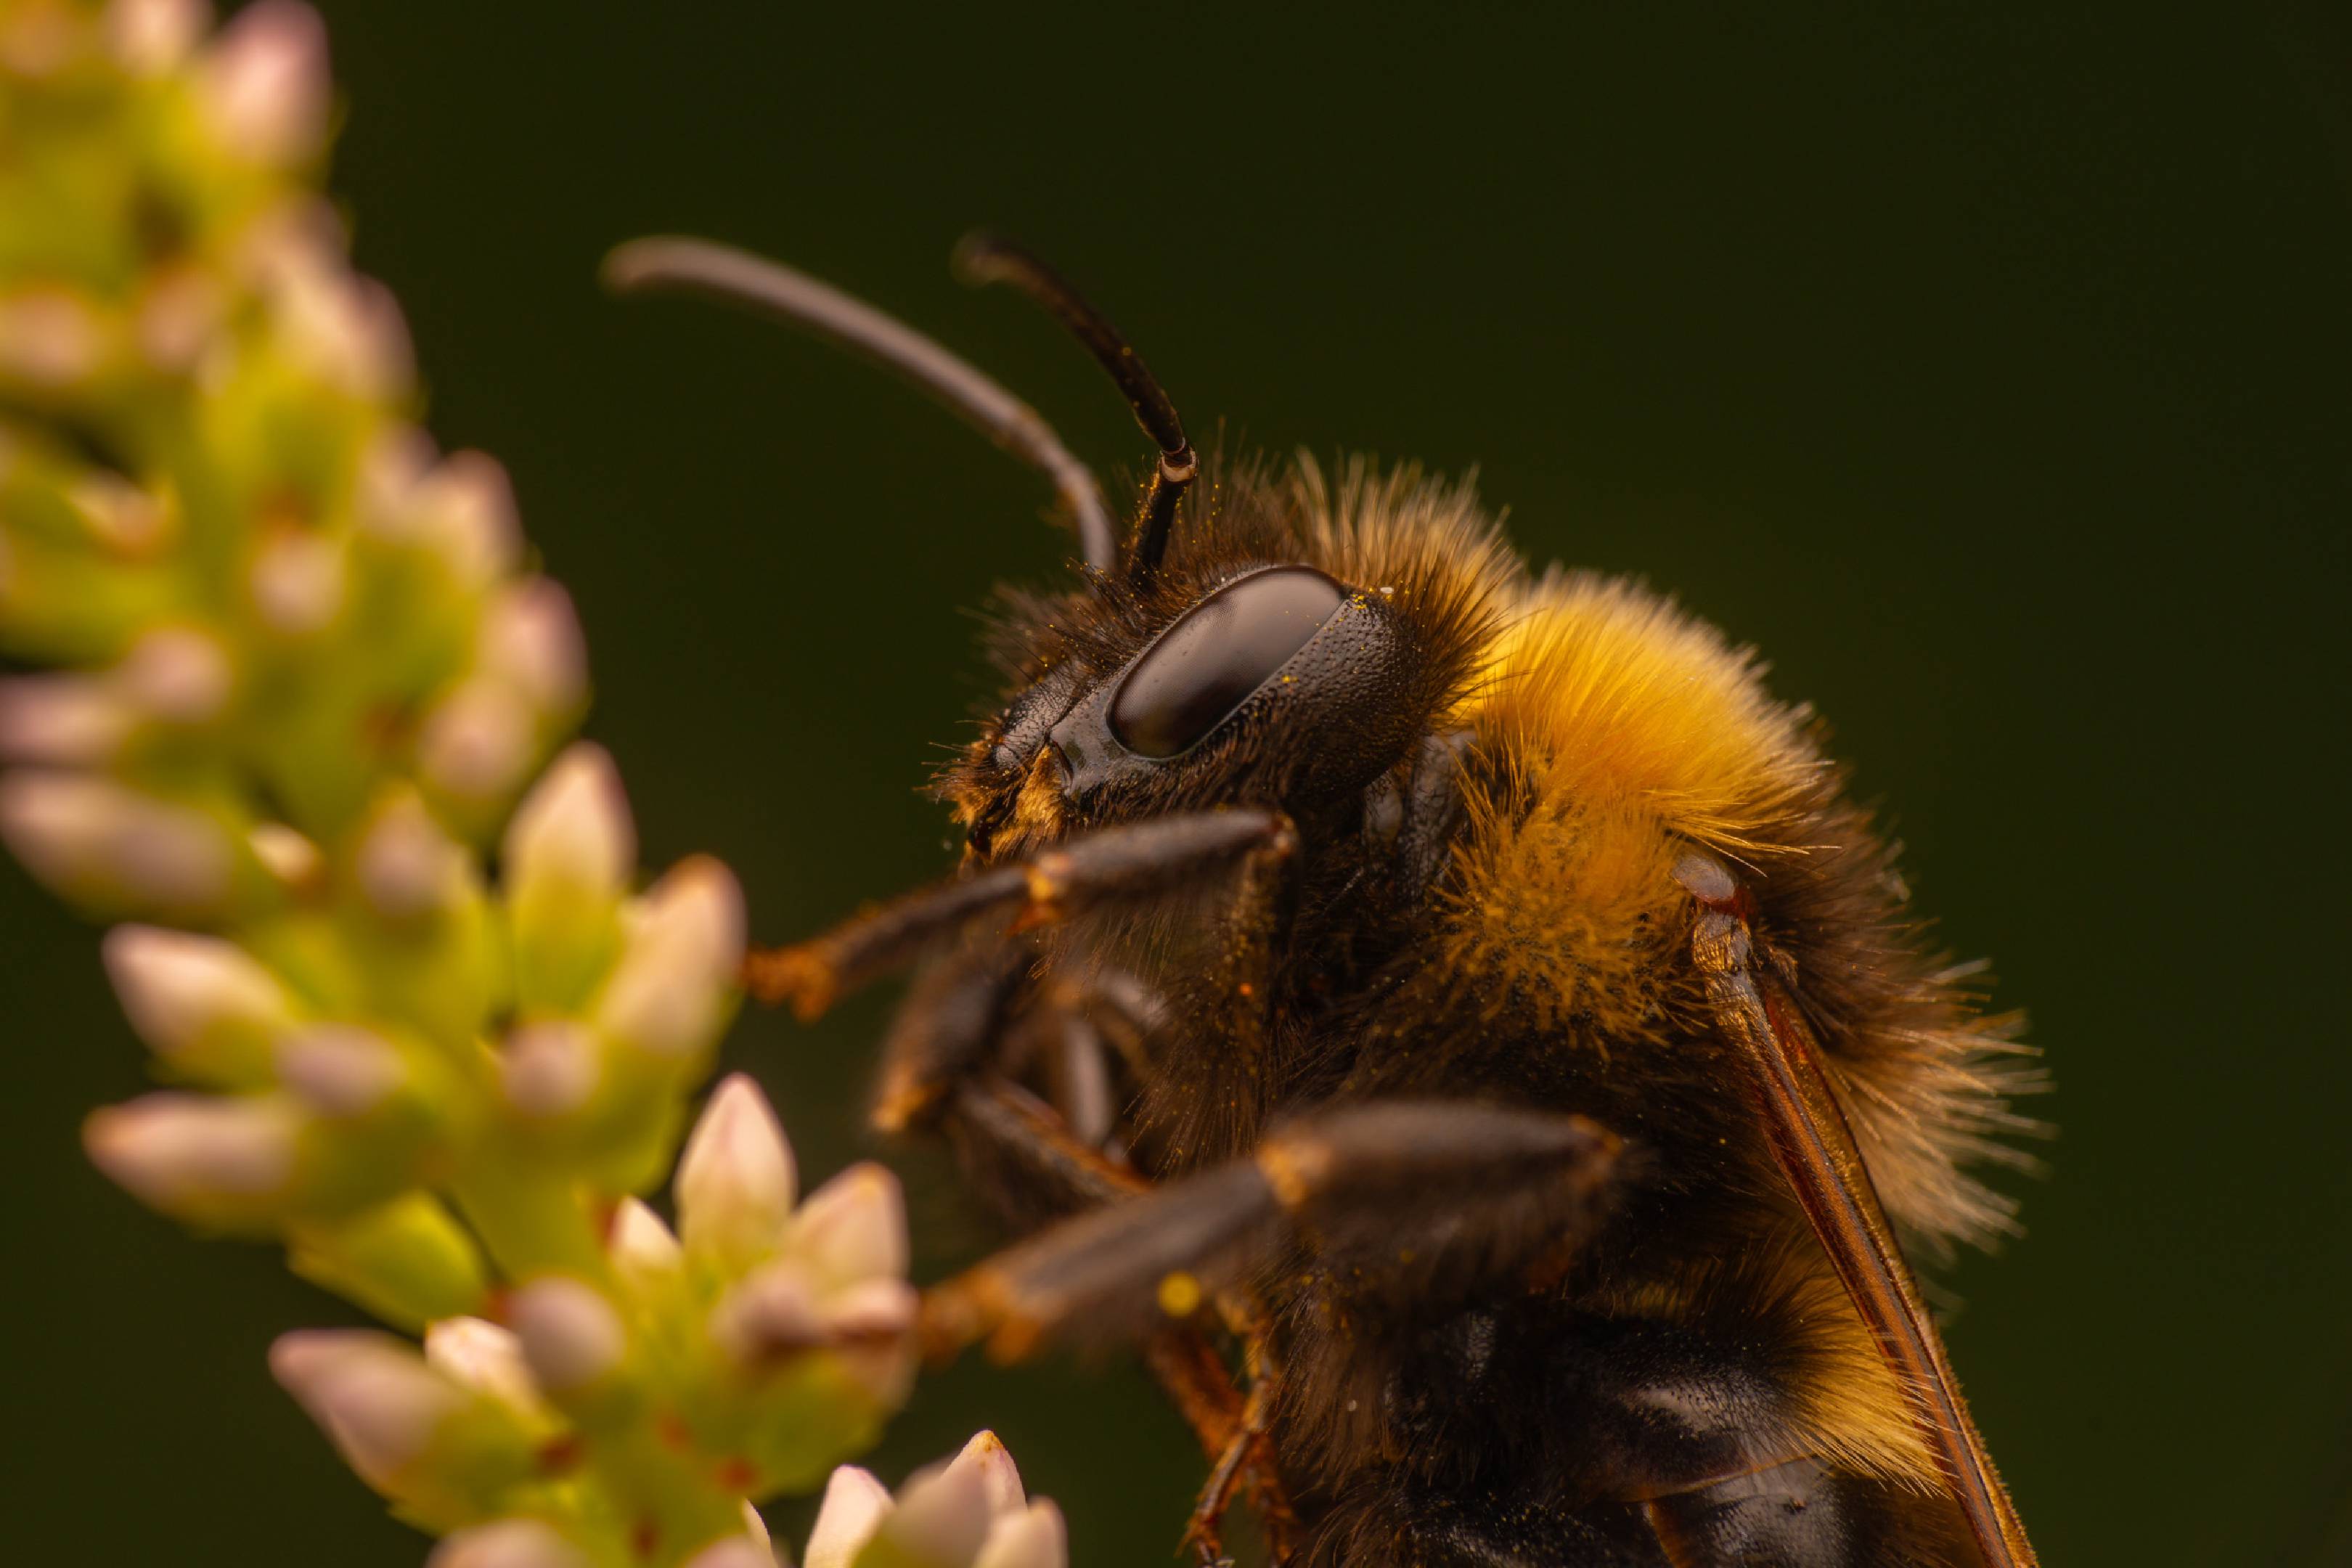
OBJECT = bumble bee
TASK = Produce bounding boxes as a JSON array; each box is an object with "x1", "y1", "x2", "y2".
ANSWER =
[{"x1": 608, "y1": 232, "x2": 2043, "y2": 1568}]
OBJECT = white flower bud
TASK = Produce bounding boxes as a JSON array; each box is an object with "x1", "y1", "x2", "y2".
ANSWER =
[
  {"x1": 424, "y1": 1318, "x2": 553, "y2": 1426},
  {"x1": 106, "y1": 0, "x2": 206, "y2": 78},
  {"x1": 504, "y1": 744, "x2": 633, "y2": 903},
  {"x1": 606, "y1": 1197, "x2": 682, "y2": 1289},
  {"x1": 357, "y1": 424, "x2": 436, "y2": 530},
  {"x1": 942, "y1": 1431, "x2": 1025, "y2": 1520},
  {"x1": 819, "y1": 1278, "x2": 918, "y2": 1344},
  {"x1": 356, "y1": 793, "x2": 466, "y2": 920},
  {"x1": 788, "y1": 1162, "x2": 907, "y2": 1291},
  {"x1": 65, "y1": 473, "x2": 170, "y2": 555},
  {"x1": 803, "y1": 1465, "x2": 894, "y2": 1568},
  {"x1": 881, "y1": 1457, "x2": 995, "y2": 1568},
  {"x1": 678, "y1": 1539, "x2": 772, "y2": 1568},
  {"x1": 0, "y1": 676, "x2": 134, "y2": 764},
  {"x1": 248, "y1": 528, "x2": 346, "y2": 634},
  {"x1": 481, "y1": 579, "x2": 587, "y2": 715},
  {"x1": 83, "y1": 1093, "x2": 299, "y2": 1214},
  {"x1": 269, "y1": 1329, "x2": 465, "y2": 1490},
  {"x1": 498, "y1": 1021, "x2": 598, "y2": 1119},
  {"x1": 198, "y1": 0, "x2": 328, "y2": 166},
  {"x1": 248, "y1": 822, "x2": 324, "y2": 890},
  {"x1": 0, "y1": 3, "x2": 77, "y2": 75},
  {"x1": 276, "y1": 1024, "x2": 406, "y2": 1117},
  {"x1": 118, "y1": 626, "x2": 233, "y2": 724},
  {"x1": 973, "y1": 1502, "x2": 1068, "y2": 1568},
  {"x1": 135, "y1": 264, "x2": 224, "y2": 374},
  {"x1": 740, "y1": 1501, "x2": 772, "y2": 1551},
  {"x1": 428, "y1": 1520, "x2": 592, "y2": 1568},
  {"x1": 0, "y1": 770, "x2": 233, "y2": 912},
  {"x1": 417, "y1": 678, "x2": 534, "y2": 804},
  {"x1": 411, "y1": 450, "x2": 521, "y2": 587},
  {"x1": 677, "y1": 1074, "x2": 794, "y2": 1267},
  {"x1": 508, "y1": 1277, "x2": 626, "y2": 1395},
  {"x1": 0, "y1": 290, "x2": 103, "y2": 388},
  {"x1": 102, "y1": 924, "x2": 293, "y2": 1065},
  {"x1": 709, "y1": 1260, "x2": 822, "y2": 1368},
  {"x1": 595, "y1": 857, "x2": 743, "y2": 1057}
]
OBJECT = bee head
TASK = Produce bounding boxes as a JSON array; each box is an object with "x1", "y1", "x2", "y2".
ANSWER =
[{"x1": 950, "y1": 457, "x2": 1511, "y2": 858}]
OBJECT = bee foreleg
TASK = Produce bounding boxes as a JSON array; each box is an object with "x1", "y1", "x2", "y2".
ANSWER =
[{"x1": 746, "y1": 809, "x2": 1297, "y2": 1018}]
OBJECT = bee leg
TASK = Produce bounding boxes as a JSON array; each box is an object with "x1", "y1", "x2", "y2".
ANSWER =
[
  {"x1": 852, "y1": 939, "x2": 1258, "y2": 1479},
  {"x1": 1182, "y1": 1311, "x2": 1299, "y2": 1568},
  {"x1": 919, "y1": 1098, "x2": 1622, "y2": 1362},
  {"x1": 745, "y1": 809, "x2": 1297, "y2": 1020}
]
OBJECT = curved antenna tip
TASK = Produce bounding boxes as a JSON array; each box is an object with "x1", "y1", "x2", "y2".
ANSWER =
[{"x1": 600, "y1": 236, "x2": 716, "y2": 297}]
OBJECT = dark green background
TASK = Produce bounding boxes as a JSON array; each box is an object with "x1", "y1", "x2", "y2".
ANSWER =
[{"x1": 4, "y1": 4, "x2": 2348, "y2": 1563}]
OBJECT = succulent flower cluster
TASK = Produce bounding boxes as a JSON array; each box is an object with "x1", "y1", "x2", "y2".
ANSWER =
[{"x1": 0, "y1": 3, "x2": 1067, "y2": 1564}]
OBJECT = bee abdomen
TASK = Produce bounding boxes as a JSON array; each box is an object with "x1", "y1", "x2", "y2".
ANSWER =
[{"x1": 1633, "y1": 1458, "x2": 1854, "y2": 1567}]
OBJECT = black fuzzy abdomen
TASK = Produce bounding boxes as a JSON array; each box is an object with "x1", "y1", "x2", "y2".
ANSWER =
[{"x1": 1291, "y1": 1301, "x2": 1964, "y2": 1567}]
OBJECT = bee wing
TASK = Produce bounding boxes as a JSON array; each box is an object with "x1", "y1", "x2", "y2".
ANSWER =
[{"x1": 1674, "y1": 852, "x2": 2036, "y2": 1568}]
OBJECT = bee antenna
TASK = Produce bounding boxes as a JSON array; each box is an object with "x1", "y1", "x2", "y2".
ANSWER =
[
  {"x1": 952, "y1": 232, "x2": 1195, "y2": 587},
  {"x1": 603, "y1": 237, "x2": 1117, "y2": 574}
]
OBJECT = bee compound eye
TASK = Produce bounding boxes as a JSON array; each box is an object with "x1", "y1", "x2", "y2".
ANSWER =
[{"x1": 1108, "y1": 566, "x2": 1347, "y2": 758}]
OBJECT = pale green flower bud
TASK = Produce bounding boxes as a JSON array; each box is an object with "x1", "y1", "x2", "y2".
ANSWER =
[
  {"x1": 786, "y1": 1163, "x2": 908, "y2": 1294},
  {"x1": 424, "y1": 1318, "x2": 555, "y2": 1429},
  {"x1": 117, "y1": 626, "x2": 234, "y2": 726},
  {"x1": 606, "y1": 1196, "x2": 682, "y2": 1294},
  {"x1": 810, "y1": 1440, "x2": 1062, "y2": 1568},
  {"x1": 62, "y1": 471, "x2": 172, "y2": 556},
  {"x1": 269, "y1": 1326, "x2": 540, "y2": 1528},
  {"x1": 508, "y1": 1276, "x2": 626, "y2": 1397},
  {"x1": 104, "y1": 0, "x2": 205, "y2": 76},
  {"x1": 83, "y1": 1091, "x2": 300, "y2": 1226},
  {"x1": 504, "y1": 743, "x2": 632, "y2": 1010},
  {"x1": 480, "y1": 579, "x2": 588, "y2": 716},
  {"x1": 0, "y1": 289, "x2": 106, "y2": 389},
  {"x1": 595, "y1": 856, "x2": 743, "y2": 1058},
  {"x1": 942, "y1": 1431, "x2": 1025, "y2": 1519},
  {"x1": 0, "y1": 674, "x2": 134, "y2": 764},
  {"x1": 680, "y1": 1538, "x2": 774, "y2": 1568},
  {"x1": 134, "y1": 264, "x2": 225, "y2": 375},
  {"x1": 0, "y1": 771, "x2": 235, "y2": 915},
  {"x1": 874, "y1": 1458, "x2": 994, "y2": 1568},
  {"x1": 355, "y1": 792, "x2": 469, "y2": 922},
  {"x1": 248, "y1": 527, "x2": 348, "y2": 636},
  {"x1": 709, "y1": 1259, "x2": 822, "y2": 1369},
  {"x1": 0, "y1": 628, "x2": 229, "y2": 761},
  {"x1": 407, "y1": 449, "x2": 523, "y2": 589},
  {"x1": 196, "y1": 0, "x2": 328, "y2": 167},
  {"x1": 428, "y1": 1520, "x2": 592, "y2": 1568},
  {"x1": 972, "y1": 1503, "x2": 1066, "y2": 1568},
  {"x1": 102, "y1": 923, "x2": 294, "y2": 1083},
  {"x1": 804, "y1": 1466, "x2": 894, "y2": 1568},
  {"x1": 418, "y1": 677, "x2": 536, "y2": 807},
  {"x1": 676, "y1": 1074, "x2": 794, "y2": 1270},
  {"x1": 247, "y1": 821, "x2": 324, "y2": 890},
  {"x1": 498, "y1": 1021, "x2": 600, "y2": 1121},
  {"x1": 275, "y1": 1022, "x2": 409, "y2": 1116},
  {"x1": 269, "y1": 1329, "x2": 465, "y2": 1493}
]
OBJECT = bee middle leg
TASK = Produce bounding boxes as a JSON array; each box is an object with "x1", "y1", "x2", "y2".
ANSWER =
[
  {"x1": 919, "y1": 1099, "x2": 1620, "y2": 1563},
  {"x1": 920, "y1": 1098, "x2": 1622, "y2": 1360}
]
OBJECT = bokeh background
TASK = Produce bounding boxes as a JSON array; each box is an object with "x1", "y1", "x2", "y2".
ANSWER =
[{"x1": 4, "y1": 4, "x2": 2348, "y2": 1564}]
